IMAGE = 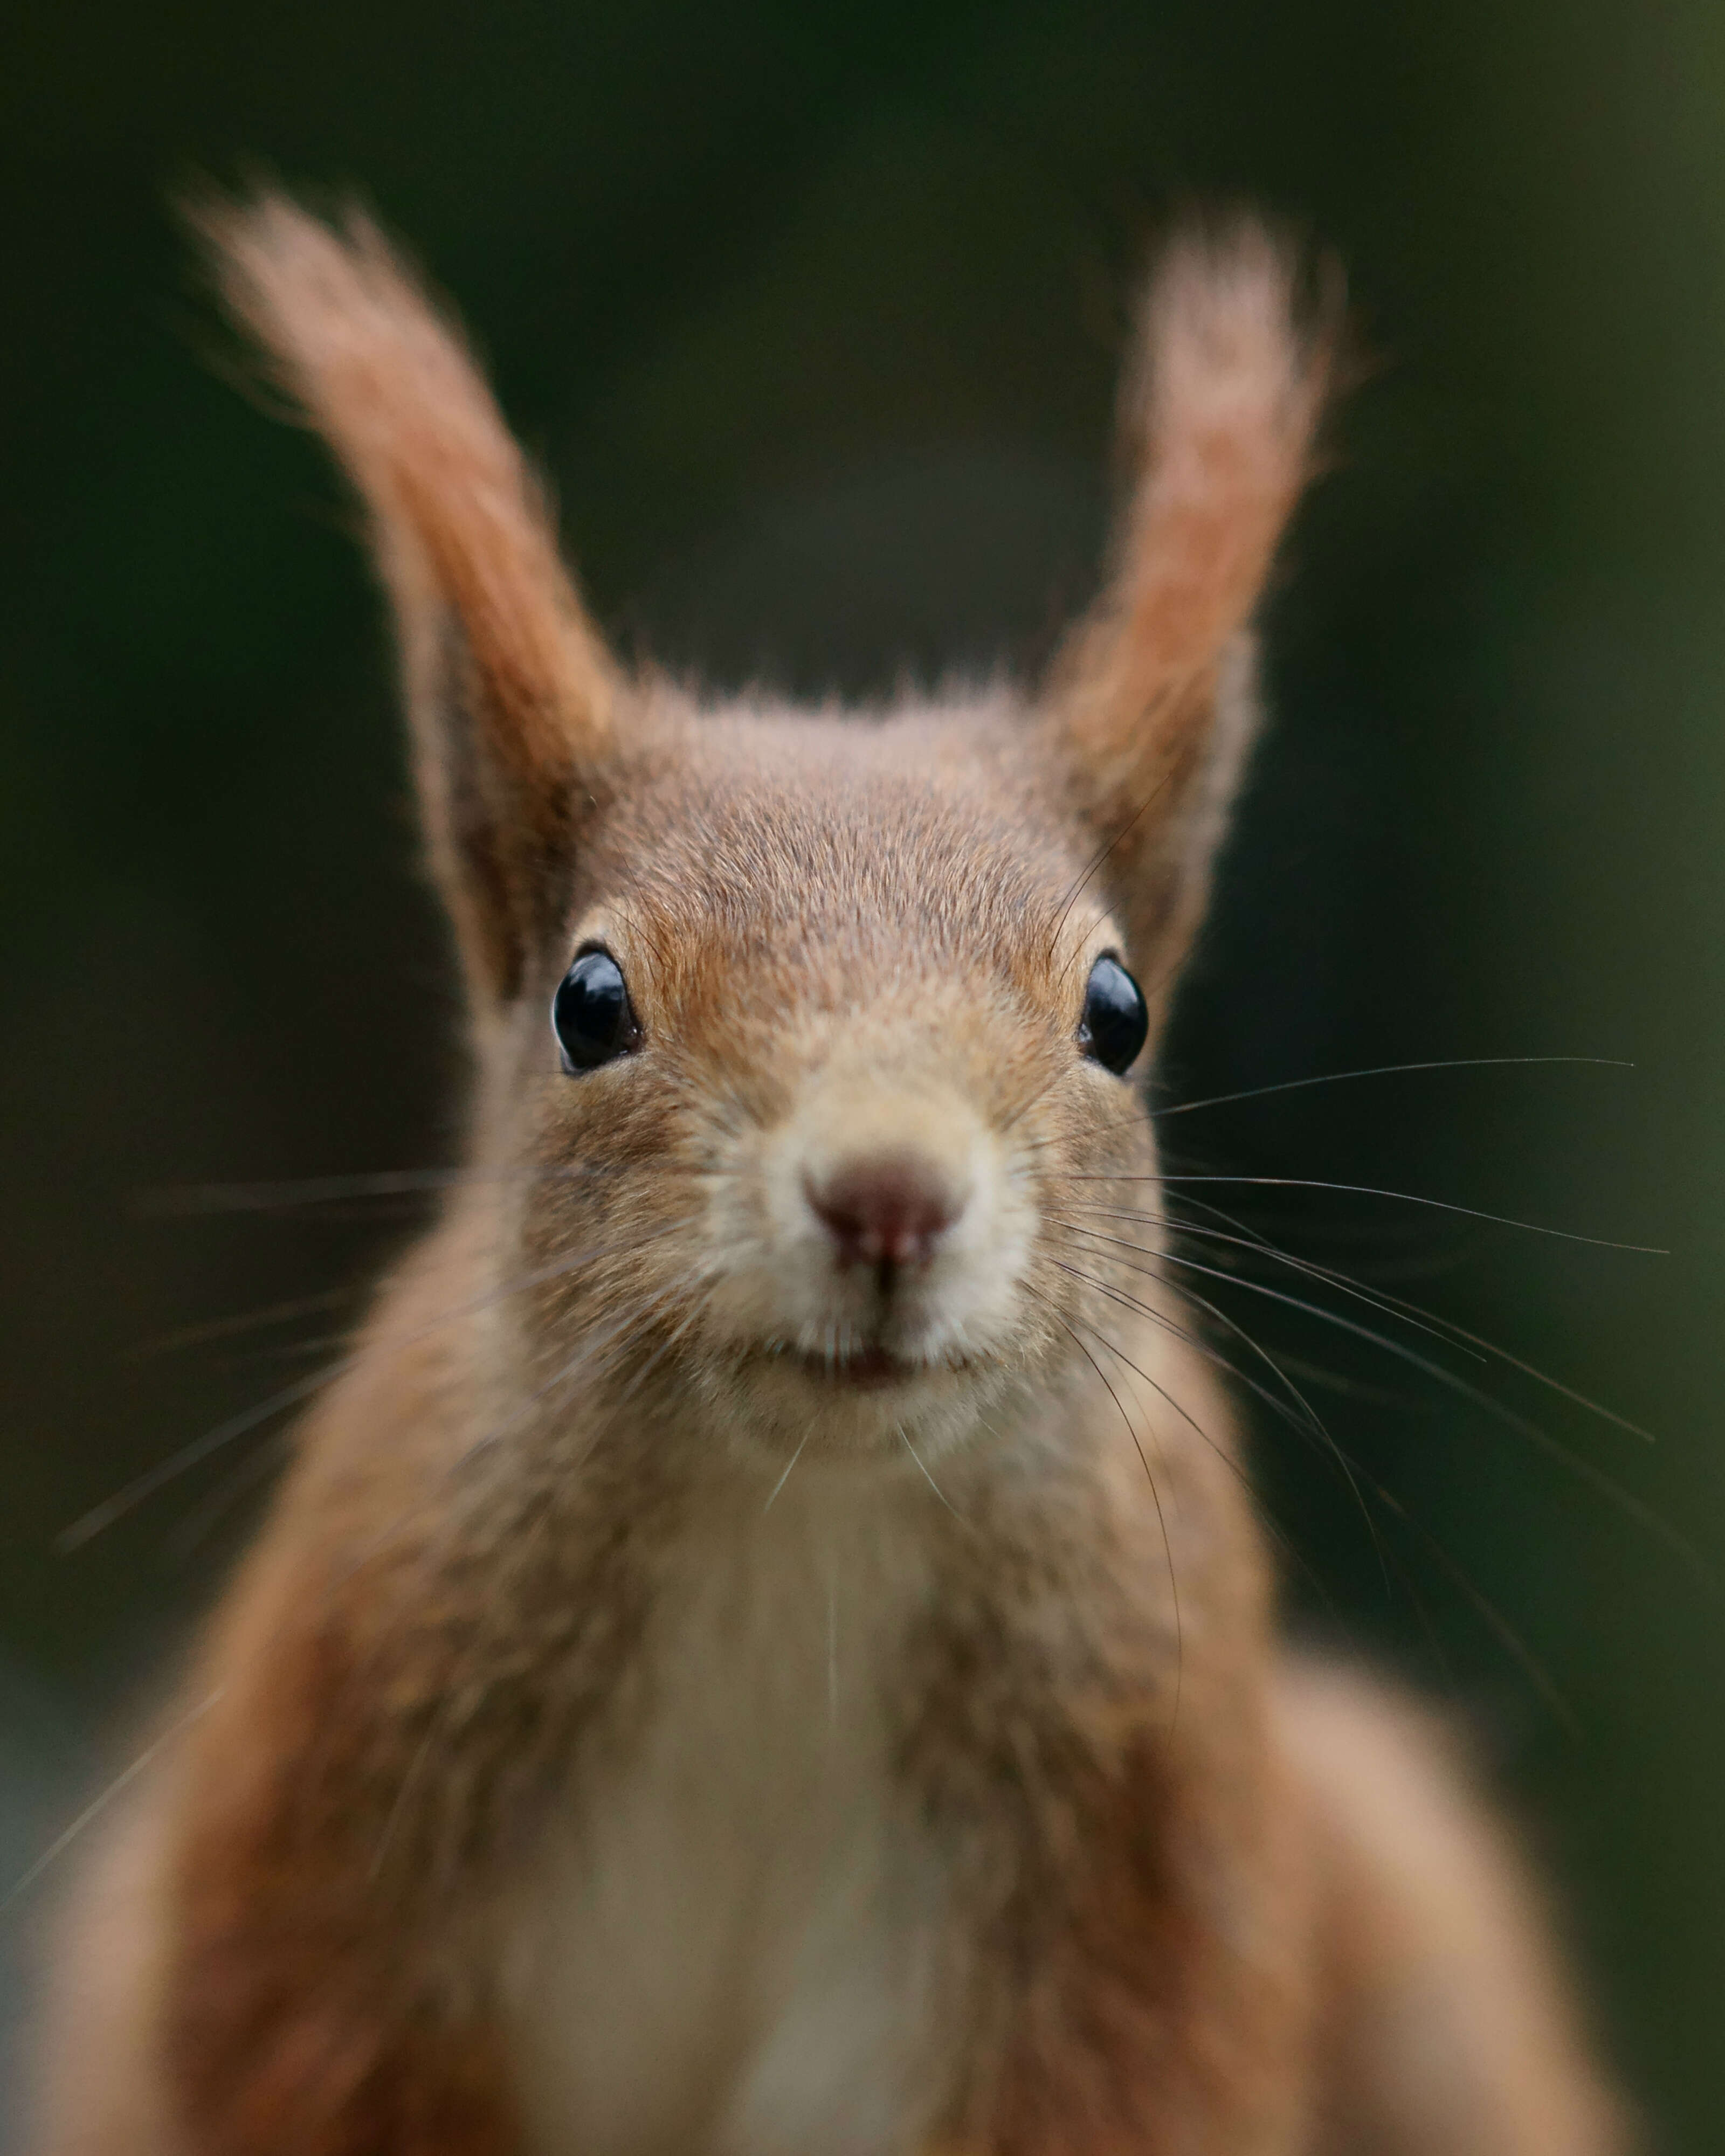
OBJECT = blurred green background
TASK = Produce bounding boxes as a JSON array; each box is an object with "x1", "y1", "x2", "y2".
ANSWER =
[{"x1": 2, "y1": 0, "x2": 1720, "y2": 2143}]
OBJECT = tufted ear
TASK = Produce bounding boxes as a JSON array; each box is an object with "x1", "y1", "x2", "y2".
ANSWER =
[
  {"x1": 199, "y1": 192, "x2": 621, "y2": 1010},
  {"x1": 1047, "y1": 220, "x2": 1335, "y2": 1019}
]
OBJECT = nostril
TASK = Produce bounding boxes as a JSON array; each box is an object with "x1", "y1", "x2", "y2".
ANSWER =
[{"x1": 805, "y1": 1151, "x2": 963, "y2": 1271}]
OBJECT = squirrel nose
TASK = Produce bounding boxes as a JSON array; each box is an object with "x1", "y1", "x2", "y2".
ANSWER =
[{"x1": 805, "y1": 1151, "x2": 963, "y2": 1270}]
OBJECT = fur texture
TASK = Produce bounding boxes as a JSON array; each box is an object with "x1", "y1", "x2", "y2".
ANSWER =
[{"x1": 31, "y1": 198, "x2": 1624, "y2": 2156}]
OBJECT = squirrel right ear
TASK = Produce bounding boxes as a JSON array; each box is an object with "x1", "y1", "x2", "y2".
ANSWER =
[
  {"x1": 199, "y1": 192, "x2": 619, "y2": 1008},
  {"x1": 1045, "y1": 222, "x2": 1334, "y2": 1017}
]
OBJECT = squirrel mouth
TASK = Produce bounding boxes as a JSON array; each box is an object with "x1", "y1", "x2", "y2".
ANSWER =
[{"x1": 770, "y1": 1342, "x2": 931, "y2": 1392}]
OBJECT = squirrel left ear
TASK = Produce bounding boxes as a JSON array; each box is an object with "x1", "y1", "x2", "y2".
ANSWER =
[
  {"x1": 1046, "y1": 220, "x2": 1336, "y2": 1017},
  {"x1": 198, "y1": 192, "x2": 624, "y2": 1015}
]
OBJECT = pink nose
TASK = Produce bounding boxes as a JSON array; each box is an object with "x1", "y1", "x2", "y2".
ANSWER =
[{"x1": 806, "y1": 1151, "x2": 962, "y2": 1270}]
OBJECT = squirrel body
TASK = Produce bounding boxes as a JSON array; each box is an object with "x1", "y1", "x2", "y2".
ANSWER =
[{"x1": 32, "y1": 199, "x2": 1625, "y2": 2156}]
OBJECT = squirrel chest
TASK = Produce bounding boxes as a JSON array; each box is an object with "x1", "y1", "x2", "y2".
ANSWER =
[{"x1": 501, "y1": 1473, "x2": 948, "y2": 2156}]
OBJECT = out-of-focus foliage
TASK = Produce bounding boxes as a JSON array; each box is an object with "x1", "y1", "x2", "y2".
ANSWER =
[{"x1": 2, "y1": 1, "x2": 1721, "y2": 2141}]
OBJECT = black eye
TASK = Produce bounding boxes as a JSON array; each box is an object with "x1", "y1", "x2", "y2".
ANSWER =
[
  {"x1": 1077, "y1": 953, "x2": 1148, "y2": 1076},
  {"x1": 551, "y1": 948, "x2": 641, "y2": 1073}
]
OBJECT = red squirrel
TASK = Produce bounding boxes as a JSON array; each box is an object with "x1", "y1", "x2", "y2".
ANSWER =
[{"x1": 32, "y1": 194, "x2": 1627, "y2": 2155}]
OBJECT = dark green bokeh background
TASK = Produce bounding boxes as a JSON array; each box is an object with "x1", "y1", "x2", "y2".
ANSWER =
[{"x1": 2, "y1": 0, "x2": 1720, "y2": 2143}]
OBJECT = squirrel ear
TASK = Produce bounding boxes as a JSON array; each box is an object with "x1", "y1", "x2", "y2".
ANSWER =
[
  {"x1": 1047, "y1": 220, "x2": 1335, "y2": 1004},
  {"x1": 199, "y1": 192, "x2": 620, "y2": 1008}
]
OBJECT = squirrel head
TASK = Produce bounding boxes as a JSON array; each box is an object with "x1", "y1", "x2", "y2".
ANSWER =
[{"x1": 203, "y1": 196, "x2": 1331, "y2": 1477}]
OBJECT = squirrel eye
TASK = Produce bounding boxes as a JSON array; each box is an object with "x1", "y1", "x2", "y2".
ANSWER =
[
  {"x1": 551, "y1": 948, "x2": 641, "y2": 1073},
  {"x1": 1077, "y1": 953, "x2": 1149, "y2": 1076}
]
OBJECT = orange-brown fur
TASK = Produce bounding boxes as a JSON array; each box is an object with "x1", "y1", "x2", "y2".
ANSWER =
[{"x1": 31, "y1": 197, "x2": 1625, "y2": 2154}]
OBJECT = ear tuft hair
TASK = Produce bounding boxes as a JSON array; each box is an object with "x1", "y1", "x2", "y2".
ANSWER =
[
  {"x1": 1050, "y1": 219, "x2": 1337, "y2": 998},
  {"x1": 195, "y1": 190, "x2": 620, "y2": 1005}
]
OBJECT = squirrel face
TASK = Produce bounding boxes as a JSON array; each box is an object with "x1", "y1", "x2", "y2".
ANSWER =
[
  {"x1": 198, "y1": 196, "x2": 1330, "y2": 1483},
  {"x1": 493, "y1": 706, "x2": 1154, "y2": 1471}
]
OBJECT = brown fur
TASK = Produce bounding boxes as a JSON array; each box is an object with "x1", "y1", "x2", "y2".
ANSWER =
[{"x1": 31, "y1": 196, "x2": 1624, "y2": 2155}]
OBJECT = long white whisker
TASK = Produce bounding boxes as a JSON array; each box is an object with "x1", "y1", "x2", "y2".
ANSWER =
[
  {"x1": 1045, "y1": 1226, "x2": 1392, "y2": 1587},
  {"x1": 59, "y1": 1219, "x2": 693, "y2": 1549},
  {"x1": 139, "y1": 1159, "x2": 673, "y2": 1216},
  {"x1": 1160, "y1": 1189, "x2": 1657, "y2": 1443},
  {"x1": 1033, "y1": 1294, "x2": 1182, "y2": 1731},
  {"x1": 2, "y1": 1689, "x2": 224, "y2": 1913},
  {"x1": 1058, "y1": 1207, "x2": 1480, "y2": 1359},
  {"x1": 763, "y1": 1427, "x2": 813, "y2": 1514},
  {"x1": 1075, "y1": 1173, "x2": 1667, "y2": 1254},
  {"x1": 1156, "y1": 1055, "x2": 1633, "y2": 1118},
  {"x1": 1155, "y1": 1246, "x2": 1705, "y2": 1576},
  {"x1": 898, "y1": 1426, "x2": 958, "y2": 1515}
]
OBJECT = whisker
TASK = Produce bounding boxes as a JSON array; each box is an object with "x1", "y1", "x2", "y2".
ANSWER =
[
  {"x1": 1046, "y1": 1246, "x2": 1579, "y2": 1713},
  {"x1": 605, "y1": 894, "x2": 681, "y2": 980},
  {"x1": 1159, "y1": 1190, "x2": 1658, "y2": 1442},
  {"x1": 1150, "y1": 1246, "x2": 1706, "y2": 1578},
  {"x1": 1141, "y1": 1258, "x2": 1392, "y2": 1594},
  {"x1": 1014, "y1": 1100, "x2": 1156, "y2": 1159},
  {"x1": 1031, "y1": 1293, "x2": 1181, "y2": 1730},
  {"x1": 896, "y1": 1426, "x2": 960, "y2": 1516},
  {"x1": 59, "y1": 1219, "x2": 693, "y2": 1549},
  {"x1": 1043, "y1": 1240, "x2": 1396, "y2": 1595},
  {"x1": 996, "y1": 1058, "x2": 1078, "y2": 1139},
  {"x1": 58, "y1": 1359, "x2": 349, "y2": 1553},
  {"x1": 164, "y1": 1434, "x2": 290, "y2": 1560},
  {"x1": 134, "y1": 1287, "x2": 361, "y2": 1358},
  {"x1": 214, "y1": 1330, "x2": 363, "y2": 1369},
  {"x1": 1019, "y1": 1053, "x2": 1638, "y2": 1162},
  {"x1": 1040, "y1": 1254, "x2": 1307, "y2": 1453},
  {"x1": 1049, "y1": 1207, "x2": 1692, "y2": 1570},
  {"x1": 2, "y1": 1689, "x2": 224, "y2": 1913},
  {"x1": 139, "y1": 1160, "x2": 654, "y2": 1217},
  {"x1": 1077, "y1": 1173, "x2": 1668, "y2": 1254},
  {"x1": 327, "y1": 1293, "x2": 694, "y2": 1624},
  {"x1": 826, "y1": 1568, "x2": 839, "y2": 1732},
  {"x1": 1059, "y1": 1206, "x2": 1485, "y2": 1359},
  {"x1": 1247, "y1": 1348, "x2": 1430, "y2": 1411},
  {"x1": 763, "y1": 1427, "x2": 813, "y2": 1513},
  {"x1": 1034, "y1": 1285, "x2": 1363, "y2": 1642},
  {"x1": 1157, "y1": 1055, "x2": 1634, "y2": 1118},
  {"x1": 1346, "y1": 1467, "x2": 1578, "y2": 1732},
  {"x1": 441, "y1": 1279, "x2": 709, "y2": 1495},
  {"x1": 1040, "y1": 774, "x2": 1174, "y2": 965},
  {"x1": 601, "y1": 1297, "x2": 710, "y2": 1419},
  {"x1": 1144, "y1": 1265, "x2": 1491, "y2": 1655}
]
